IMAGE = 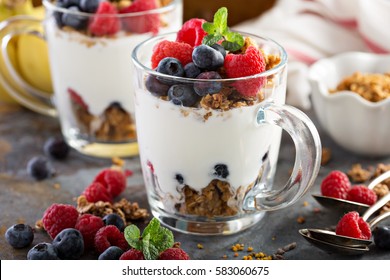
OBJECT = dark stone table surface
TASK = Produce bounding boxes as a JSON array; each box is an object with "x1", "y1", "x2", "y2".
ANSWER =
[{"x1": 1, "y1": 103, "x2": 389, "y2": 260}]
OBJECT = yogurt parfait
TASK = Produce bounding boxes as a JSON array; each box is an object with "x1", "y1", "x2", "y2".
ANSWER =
[
  {"x1": 43, "y1": 0, "x2": 182, "y2": 157},
  {"x1": 130, "y1": 8, "x2": 320, "y2": 235}
]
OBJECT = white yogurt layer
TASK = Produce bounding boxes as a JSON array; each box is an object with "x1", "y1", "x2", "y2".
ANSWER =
[
  {"x1": 45, "y1": 17, "x2": 181, "y2": 119},
  {"x1": 135, "y1": 86, "x2": 285, "y2": 203}
]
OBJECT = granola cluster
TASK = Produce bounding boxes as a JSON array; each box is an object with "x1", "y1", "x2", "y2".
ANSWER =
[
  {"x1": 77, "y1": 195, "x2": 149, "y2": 224},
  {"x1": 71, "y1": 101, "x2": 136, "y2": 142},
  {"x1": 330, "y1": 71, "x2": 390, "y2": 102},
  {"x1": 347, "y1": 163, "x2": 390, "y2": 214}
]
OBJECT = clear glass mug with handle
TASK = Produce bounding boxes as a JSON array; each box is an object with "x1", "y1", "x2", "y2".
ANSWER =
[
  {"x1": 0, "y1": 0, "x2": 183, "y2": 158},
  {"x1": 131, "y1": 32, "x2": 322, "y2": 235}
]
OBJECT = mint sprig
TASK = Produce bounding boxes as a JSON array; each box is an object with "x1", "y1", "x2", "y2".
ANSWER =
[
  {"x1": 124, "y1": 218, "x2": 174, "y2": 260},
  {"x1": 202, "y1": 7, "x2": 244, "y2": 52}
]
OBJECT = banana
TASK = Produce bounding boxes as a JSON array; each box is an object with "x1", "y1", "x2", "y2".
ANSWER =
[{"x1": 0, "y1": 0, "x2": 52, "y2": 103}]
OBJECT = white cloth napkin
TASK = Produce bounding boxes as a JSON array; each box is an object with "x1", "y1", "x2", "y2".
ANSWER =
[{"x1": 233, "y1": 0, "x2": 373, "y2": 109}]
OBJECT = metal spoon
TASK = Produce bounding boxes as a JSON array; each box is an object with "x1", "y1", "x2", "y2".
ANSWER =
[
  {"x1": 299, "y1": 193, "x2": 390, "y2": 254},
  {"x1": 312, "y1": 170, "x2": 390, "y2": 215},
  {"x1": 299, "y1": 211, "x2": 390, "y2": 255}
]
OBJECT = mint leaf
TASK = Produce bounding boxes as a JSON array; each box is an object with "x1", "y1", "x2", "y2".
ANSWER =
[
  {"x1": 202, "y1": 34, "x2": 223, "y2": 46},
  {"x1": 202, "y1": 22, "x2": 216, "y2": 34},
  {"x1": 152, "y1": 226, "x2": 174, "y2": 253},
  {"x1": 142, "y1": 233, "x2": 160, "y2": 260},
  {"x1": 142, "y1": 217, "x2": 160, "y2": 238},
  {"x1": 124, "y1": 224, "x2": 142, "y2": 250},
  {"x1": 201, "y1": 7, "x2": 244, "y2": 51},
  {"x1": 213, "y1": 7, "x2": 228, "y2": 34}
]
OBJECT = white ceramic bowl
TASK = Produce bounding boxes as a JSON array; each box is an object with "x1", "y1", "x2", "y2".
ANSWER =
[{"x1": 309, "y1": 52, "x2": 390, "y2": 156}]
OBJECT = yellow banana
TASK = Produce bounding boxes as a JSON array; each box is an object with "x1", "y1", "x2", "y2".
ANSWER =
[{"x1": 0, "y1": 0, "x2": 52, "y2": 103}]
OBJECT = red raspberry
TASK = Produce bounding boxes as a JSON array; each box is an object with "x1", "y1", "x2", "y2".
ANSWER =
[
  {"x1": 89, "y1": 2, "x2": 120, "y2": 36},
  {"x1": 347, "y1": 185, "x2": 377, "y2": 206},
  {"x1": 68, "y1": 88, "x2": 88, "y2": 110},
  {"x1": 151, "y1": 40, "x2": 193, "y2": 69},
  {"x1": 75, "y1": 214, "x2": 104, "y2": 250},
  {"x1": 119, "y1": 249, "x2": 145, "y2": 260},
  {"x1": 119, "y1": 0, "x2": 159, "y2": 34},
  {"x1": 158, "y1": 247, "x2": 190, "y2": 260},
  {"x1": 320, "y1": 170, "x2": 351, "y2": 199},
  {"x1": 94, "y1": 168, "x2": 126, "y2": 198},
  {"x1": 94, "y1": 225, "x2": 129, "y2": 254},
  {"x1": 176, "y1": 18, "x2": 207, "y2": 47},
  {"x1": 42, "y1": 203, "x2": 79, "y2": 239},
  {"x1": 224, "y1": 46, "x2": 266, "y2": 97},
  {"x1": 335, "y1": 211, "x2": 371, "y2": 240},
  {"x1": 83, "y1": 182, "x2": 113, "y2": 203}
]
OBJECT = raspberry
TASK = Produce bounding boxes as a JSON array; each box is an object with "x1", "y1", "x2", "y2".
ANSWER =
[
  {"x1": 88, "y1": 2, "x2": 120, "y2": 36},
  {"x1": 158, "y1": 247, "x2": 190, "y2": 260},
  {"x1": 83, "y1": 182, "x2": 113, "y2": 203},
  {"x1": 42, "y1": 204, "x2": 79, "y2": 239},
  {"x1": 224, "y1": 46, "x2": 266, "y2": 97},
  {"x1": 68, "y1": 88, "x2": 88, "y2": 110},
  {"x1": 320, "y1": 170, "x2": 351, "y2": 199},
  {"x1": 119, "y1": 248, "x2": 145, "y2": 260},
  {"x1": 119, "y1": 0, "x2": 159, "y2": 34},
  {"x1": 176, "y1": 18, "x2": 207, "y2": 47},
  {"x1": 151, "y1": 40, "x2": 193, "y2": 69},
  {"x1": 75, "y1": 214, "x2": 104, "y2": 250},
  {"x1": 94, "y1": 225, "x2": 129, "y2": 254},
  {"x1": 335, "y1": 211, "x2": 371, "y2": 240},
  {"x1": 94, "y1": 168, "x2": 126, "y2": 198},
  {"x1": 346, "y1": 185, "x2": 377, "y2": 205}
]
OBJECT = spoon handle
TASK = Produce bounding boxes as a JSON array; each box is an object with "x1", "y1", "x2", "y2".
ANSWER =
[
  {"x1": 368, "y1": 170, "x2": 390, "y2": 190},
  {"x1": 362, "y1": 192, "x2": 390, "y2": 221},
  {"x1": 369, "y1": 211, "x2": 390, "y2": 228}
]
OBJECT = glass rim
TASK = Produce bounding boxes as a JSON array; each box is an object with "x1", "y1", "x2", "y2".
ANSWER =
[
  {"x1": 131, "y1": 31, "x2": 288, "y2": 83},
  {"x1": 43, "y1": 0, "x2": 180, "y2": 18}
]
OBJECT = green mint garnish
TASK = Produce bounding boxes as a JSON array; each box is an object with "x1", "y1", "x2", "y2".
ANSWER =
[
  {"x1": 124, "y1": 217, "x2": 174, "y2": 260},
  {"x1": 202, "y1": 7, "x2": 244, "y2": 52}
]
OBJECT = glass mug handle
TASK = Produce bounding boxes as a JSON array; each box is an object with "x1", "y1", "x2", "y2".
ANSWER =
[
  {"x1": 0, "y1": 15, "x2": 57, "y2": 117},
  {"x1": 243, "y1": 102, "x2": 322, "y2": 211}
]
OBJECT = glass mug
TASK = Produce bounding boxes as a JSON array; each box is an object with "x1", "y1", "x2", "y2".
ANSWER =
[
  {"x1": 0, "y1": 0, "x2": 182, "y2": 158},
  {"x1": 131, "y1": 32, "x2": 322, "y2": 235}
]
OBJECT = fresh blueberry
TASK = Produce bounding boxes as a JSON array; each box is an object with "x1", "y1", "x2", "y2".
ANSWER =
[
  {"x1": 214, "y1": 164, "x2": 229, "y2": 179},
  {"x1": 145, "y1": 74, "x2": 170, "y2": 96},
  {"x1": 54, "y1": 1, "x2": 68, "y2": 27},
  {"x1": 5, "y1": 224, "x2": 34, "y2": 249},
  {"x1": 27, "y1": 156, "x2": 55, "y2": 180},
  {"x1": 175, "y1": 174, "x2": 184, "y2": 184},
  {"x1": 184, "y1": 62, "x2": 201, "y2": 78},
  {"x1": 27, "y1": 243, "x2": 60, "y2": 260},
  {"x1": 211, "y1": 43, "x2": 226, "y2": 58},
  {"x1": 192, "y1": 45, "x2": 224, "y2": 70},
  {"x1": 194, "y1": 71, "x2": 222, "y2": 96},
  {"x1": 102, "y1": 213, "x2": 125, "y2": 232},
  {"x1": 52, "y1": 228, "x2": 84, "y2": 260},
  {"x1": 44, "y1": 136, "x2": 70, "y2": 160},
  {"x1": 168, "y1": 84, "x2": 200, "y2": 107},
  {"x1": 373, "y1": 225, "x2": 390, "y2": 249},
  {"x1": 61, "y1": 6, "x2": 88, "y2": 31},
  {"x1": 98, "y1": 246, "x2": 124, "y2": 260},
  {"x1": 58, "y1": 0, "x2": 81, "y2": 7},
  {"x1": 79, "y1": 0, "x2": 99, "y2": 13},
  {"x1": 156, "y1": 57, "x2": 185, "y2": 85}
]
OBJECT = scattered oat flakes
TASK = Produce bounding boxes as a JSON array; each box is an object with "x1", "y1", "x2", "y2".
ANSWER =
[
  {"x1": 234, "y1": 252, "x2": 239, "y2": 257},
  {"x1": 112, "y1": 157, "x2": 125, "y2": 167},
  {"x1": 296, "y1": 216, "x2": 305, "y2": 224},
  {"x1": 197, "y1": 243, "x2": 204, "y2": 249},
  {"x1": 35, "y1": 219, "x2": 44, "y2": 230},
  {"x1": 303, "y1": 201, "x2": 309, "y2": 207},
  {"x1": 53, "y1": 183, "x2": 61, "y2": 190},
  {"x1": 321, "y1": 148, "x2": 331, "y2": 166}
]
